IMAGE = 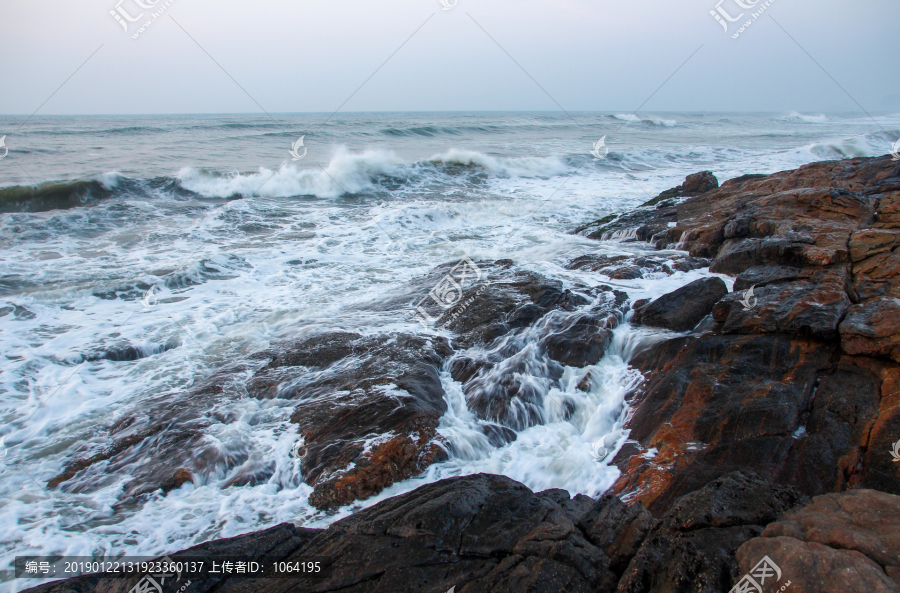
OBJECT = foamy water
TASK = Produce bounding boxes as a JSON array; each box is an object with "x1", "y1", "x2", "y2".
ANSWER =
[{"x1": 0, "y1": 111, "x2": 898, "y2": 592}]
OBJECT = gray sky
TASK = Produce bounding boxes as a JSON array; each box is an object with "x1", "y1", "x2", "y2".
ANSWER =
[{"x1": 1, "y1": 0, "x2": 898, "y2": 115}]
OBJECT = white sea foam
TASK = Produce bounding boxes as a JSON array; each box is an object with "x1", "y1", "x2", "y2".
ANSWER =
[
  {"x1": 176, "y1": 148, "x2": 407, "y2": 199},
  {"x1": 801, "y1": 132, "x2": 891, "y2": 159}
]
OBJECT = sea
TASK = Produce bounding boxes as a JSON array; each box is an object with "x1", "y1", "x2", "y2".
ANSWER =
[{"x1": 0, "y1": 111, "x2": 897, "y2": 591}]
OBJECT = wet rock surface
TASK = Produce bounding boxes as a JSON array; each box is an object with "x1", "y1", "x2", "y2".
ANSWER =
[
  {"x1": 572, "y1": 158, "x2": 900, "y2": 519},
  {"x1": 631, "y1": 277, "x2": 727, "y2": 332},
  {"x1": 29, "y1": 471, "x2": 856, "y2": 593},
  {"x1": 46, "y1": 260, "x2": 625, "y2": 510}
]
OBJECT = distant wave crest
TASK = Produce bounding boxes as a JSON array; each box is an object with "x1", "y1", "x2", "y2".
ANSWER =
[
  {"x1": 782, "y1": 111, "x2": 828, "y2": 123},
  {"x1": 611, "y1": 114, "x2": 677, "y2": 127}
]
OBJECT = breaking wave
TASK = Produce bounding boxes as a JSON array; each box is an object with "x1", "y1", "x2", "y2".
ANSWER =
[
  {"x1": 176, "y1": 148, "x2": 571, "y2": 199},
  {"x1": 0, "y1": 173, "x2": 125, "y2": 213},
  {"x1": 801, "y1": 131, "x2": 899, "y2": 160}
]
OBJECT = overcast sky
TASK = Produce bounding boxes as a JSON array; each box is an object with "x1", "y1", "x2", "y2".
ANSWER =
[{"x1": 1, "y1": 0, "x2": 898, "y2": 116}]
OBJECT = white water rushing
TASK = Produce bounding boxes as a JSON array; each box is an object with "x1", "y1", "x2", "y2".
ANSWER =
[{"x1": 0, "y1": 111, "x2": 898, "y2": 592}]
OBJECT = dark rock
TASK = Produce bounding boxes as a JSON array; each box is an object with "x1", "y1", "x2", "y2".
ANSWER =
[
  {"x1": 483, "y1": 424, "x2": 518, "y2": 447},
  {"x1": 617, "y1": 471, "x2": 803, "y2": 593},
  {"x1": 714, "y1": 271, "x2": 851, "y2": 340},
  {"x1": 577, "y1": 493, "x2": 653, "y2": 575},
  {"x1": 654, "y1": 471, "x2": 805, "y2": 535},
  {"x1": 611, "y1": 333, "x2": 900, "y2": 513},
  {"x1": 22, "y1": 522, "x2": 321, "y2": 593},
  {"x1": 732, "y1": 265, "x2": 805, "y2": 291},
  {"x1": 670, "y1": 257, "x2": 711, "y2": 272},
  {"x1": 632, "y1": 277, "x2": 728, "y2": 332},
  {"x1": 541, "y1": 312, "x2": 614, "y2": 367},
  {"x1": 279, "y1": 474, "x2": 616, "y2": 593},
  {"x1": 611, "y1": 334, "x2": 834, "y2": 513}
]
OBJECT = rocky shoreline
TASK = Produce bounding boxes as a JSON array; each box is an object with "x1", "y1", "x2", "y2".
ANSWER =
[{"x1": 27, "y1": 155, "x2": 900, "y2": 592}]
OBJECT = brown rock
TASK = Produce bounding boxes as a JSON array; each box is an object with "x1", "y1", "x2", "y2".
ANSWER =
[
  {"x1": 682, "y1": 171, "x2": 719, "y2": 194},
  {"x1": 161, "y1": 468, "x2": 193, "y2": 493},
  {"x1": 877, "y1": 192, "x2": 900, "y2": 228},
  {"x1": 611, "y1": 334, "x2": 835, "y2": 513},
  {"x1": 850, "y1": 229, "x2": 900, "y2": 262},
  {"x1": 760, "y1": 489, "x2": 900, "y2": 568},
  {"x1": 735, "y1": 490, "x2": 900, "y2": 592},
  {"x1": 736, "y1": 536, "x2": 900, "y2": 593}
]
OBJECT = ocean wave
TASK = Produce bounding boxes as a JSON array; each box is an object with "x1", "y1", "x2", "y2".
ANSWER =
[
  {"x1": 27, "y1": 126, "x2": 168, "y2": 135},
  {"x1": 801, "y1": 131, "x2": 898, "y2": 159},
  {"x1": 176, "y1": 148, "x2": 571, "y2": 199},
  {"x1": 782, "y1": 111, "x2": 828, "y2": 123},
  {"x1": 176, "y1": 148, "x2": 407, "y2": 199},
  {"x1": 0, "y1": 173, "x2": 125, "y2": 213},
  {"x1": 611, "y1": 114, "x2": 677, "y2": 127}
]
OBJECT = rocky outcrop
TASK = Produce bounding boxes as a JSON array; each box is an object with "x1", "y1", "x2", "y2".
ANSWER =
[{"x1": 570, "y1": 158, "x2": 900, "y2": 517}]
